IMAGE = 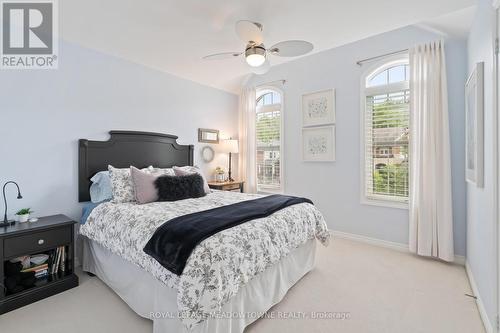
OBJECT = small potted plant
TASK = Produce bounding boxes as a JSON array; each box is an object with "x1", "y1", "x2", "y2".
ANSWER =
[
  {"x1": 215, "y1": 167, "x2": 225, "y2": 182},
  {"x1": 16, "y1": 208, "x2": 33, "y2": 223}
]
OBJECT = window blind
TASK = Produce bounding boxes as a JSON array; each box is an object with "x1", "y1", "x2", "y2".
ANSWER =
[
  {"x1": 365, "y1": 90, "x2": 409, "y2": 201},
  {"x1": 256, "y1": 106, "x2": 281, "y2": 190}
]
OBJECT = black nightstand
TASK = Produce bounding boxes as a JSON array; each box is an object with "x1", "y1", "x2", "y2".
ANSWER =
[{"x1": 0, "y1": 215, "x2": 79, "y2": 314}]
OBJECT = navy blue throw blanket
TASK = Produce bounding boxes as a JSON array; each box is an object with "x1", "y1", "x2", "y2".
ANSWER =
[{"x1": 143, "y1": 194, "x2": 313, "y2": 275}]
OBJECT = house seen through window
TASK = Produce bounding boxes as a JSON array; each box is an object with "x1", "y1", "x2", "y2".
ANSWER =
[{"x1": 363, "y1": 58, "x2": 410, "y2": 205}]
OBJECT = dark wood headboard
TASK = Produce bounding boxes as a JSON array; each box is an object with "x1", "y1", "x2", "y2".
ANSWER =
[{"x1": 78, "y1": 131, "x2": 194, "y2": 202}]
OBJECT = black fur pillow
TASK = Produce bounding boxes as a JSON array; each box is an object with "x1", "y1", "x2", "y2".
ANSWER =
[{"x1": 155, "y1": 173, "x2": 206, "y2": 201}]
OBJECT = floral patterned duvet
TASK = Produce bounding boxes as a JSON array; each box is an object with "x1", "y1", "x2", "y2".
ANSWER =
[{"x1": 79, "y1": 190, "x2": 330, "y2": 329}]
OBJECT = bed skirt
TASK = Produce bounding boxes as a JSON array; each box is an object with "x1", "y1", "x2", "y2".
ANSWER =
[{"x1": 82, "y1": 237, "x2": 316, "y2": 333}]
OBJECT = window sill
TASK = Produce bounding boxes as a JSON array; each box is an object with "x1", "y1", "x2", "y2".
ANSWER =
[
  {"x1": 361, "y1": 198, "x2": 409, "y2": 210},
  {"x1": 257, "y1": 187, "x2": 283, "y2": 195}
]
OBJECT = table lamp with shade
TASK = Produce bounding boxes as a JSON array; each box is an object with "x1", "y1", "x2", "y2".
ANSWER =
[{"x1": 220, "y1": 139, "x2": 239, "y2": 182}]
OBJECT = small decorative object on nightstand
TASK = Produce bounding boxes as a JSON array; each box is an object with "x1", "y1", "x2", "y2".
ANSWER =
[
  {"x1": 0, "y1": 214, "x2": 79, "y2": 314},
  {"x1": 214, "y1": 166, "x2": 226, "y2": 182},
  {"x1": 208, "y1": 180, "x2": 245, "y2": 193},
  {"x1": 15, "y1": 208, "x2": 33, "y2": 223}
]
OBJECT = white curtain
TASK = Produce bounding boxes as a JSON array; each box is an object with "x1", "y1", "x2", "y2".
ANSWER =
[
  {"x1": 409, "y1": 40, "x2": 454, "y2": 262},
  {"x1": 238, "y1": 87, "x2": 257, "y2": 193}
]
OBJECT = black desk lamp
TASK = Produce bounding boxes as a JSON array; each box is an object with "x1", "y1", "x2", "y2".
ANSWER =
[
  {"x1": 221, "y1": 139, "x2": 239, "y2": 182},
  {"x1": 1, "y1": 181, "x2": 22, "y2": 227}
]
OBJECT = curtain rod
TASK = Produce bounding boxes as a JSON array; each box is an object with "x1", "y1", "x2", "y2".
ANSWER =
[
  {"x1": 256, "y1": 79, "x2": 286, "y2": 87},
  {"x1": 356, "y1": 49, "x2": 408, "y2": 66}
]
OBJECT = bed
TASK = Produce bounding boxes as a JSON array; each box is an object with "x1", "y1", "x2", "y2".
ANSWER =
[{"x1": 78, "y1": 131, "x2": 330, "y2": 333}]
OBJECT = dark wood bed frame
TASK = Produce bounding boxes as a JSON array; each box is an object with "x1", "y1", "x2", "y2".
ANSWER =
[{"x1": 78, "y1": 131, "x2": 194, "y2": 202}]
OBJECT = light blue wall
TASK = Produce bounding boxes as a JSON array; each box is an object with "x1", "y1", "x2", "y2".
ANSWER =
[
  {"x1": 0, "y1": 41, "x2": 239, "y2": 222},
  {"x1": 248, "y1": 25, "x2": 467, "y2": 256},
  {"x1": 467, "y1": 0, "x2": 498, "y2": 327}
]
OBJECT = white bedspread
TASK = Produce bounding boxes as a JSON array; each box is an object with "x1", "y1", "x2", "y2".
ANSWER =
[{"x1": 79, "y1": 191, "x2": 330, "y2": 329}]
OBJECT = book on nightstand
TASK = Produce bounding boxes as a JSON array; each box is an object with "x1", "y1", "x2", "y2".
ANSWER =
[
  {"x1": 54, "y1": 247, "x2": 61, "y2": 274},
  {"x1": 34, "y1": 269, "x2": 49, "y2": 279},
  {"x1": 20, "y1": 263, "x2": 49, "y2": 280},
  {"x1": 21, "y1": 263, "x2": 48, "y2": 273},
  {"x1": 61, "y1": 246, "x2": 65, "y2": 272}
]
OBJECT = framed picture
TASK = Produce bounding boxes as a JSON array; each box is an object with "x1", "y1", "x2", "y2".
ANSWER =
[
  {"x1": 198, "y1": 128, "x2": 219, "y2": 143},
  {"x1": 302, "y1": 89, "x2": 336, "y2": 127},
  {"x1": 302, "y1": 126, "x2": 336, "y2": 162},
  {"x1": 465, "y1": 62, "x2": 484, "y2": 187}
]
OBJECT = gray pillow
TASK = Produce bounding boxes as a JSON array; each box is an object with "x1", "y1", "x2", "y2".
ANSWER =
[{"x1": 130, "y1": 166, "x2": 160, "y2": 204}]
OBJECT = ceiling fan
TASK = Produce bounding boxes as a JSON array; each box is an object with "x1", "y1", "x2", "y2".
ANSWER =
[{"x1": 203, "y1": 20, "x2": 314, "y2": 73}]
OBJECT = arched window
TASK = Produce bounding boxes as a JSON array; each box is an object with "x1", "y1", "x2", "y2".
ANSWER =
[
  {"x1": 256, "y1": 88, "x2": 283, "y2": 192},
  {"x1": 361, "y1": 57, "x2": 410, "y2": 206}
]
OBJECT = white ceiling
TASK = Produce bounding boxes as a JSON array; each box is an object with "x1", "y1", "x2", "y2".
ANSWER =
[
  {"x1": 61, "y1": 0, "x2": 475, "y2": 94},
  {"x1": 418, "y1": 6, "x2": 476, "y2": 38}
]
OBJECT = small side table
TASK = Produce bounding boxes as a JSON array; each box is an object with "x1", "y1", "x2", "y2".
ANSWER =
[
  {"x1": 208, "y1": 180, "x2": 245, "y2": 193},
  {"x1": 0, "y1": 215, "x2": 79, "y2": 314}
]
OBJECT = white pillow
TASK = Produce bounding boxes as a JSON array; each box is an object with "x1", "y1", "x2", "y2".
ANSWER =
[
  {"x1": 173, "y1": 166, "x2": 211, "y2": 194},
  {"x1": 108, "y1": 165, "x2": 152, "y2": 203},
  {"x1": 150, "y1": 167, "x2": 175, "y2": 176}
]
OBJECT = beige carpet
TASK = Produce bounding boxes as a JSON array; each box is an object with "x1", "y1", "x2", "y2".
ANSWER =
[{"x1": 0, "y1": 238, "x2": 484, "y2": 333}]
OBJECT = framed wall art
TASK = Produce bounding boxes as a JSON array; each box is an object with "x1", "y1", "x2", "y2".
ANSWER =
[
  {"x1": 302, "y1": 125, "x2": 336, "y2": 162},
  {"x1": 198, "y1": 128, "x2": 219, "y2": 144},
  {"x1": 465, "y1": 62, "x2": 484, "y2": 187},
  {"x1": 302, "y1": 89, "x2": 336, "y2": 127}
]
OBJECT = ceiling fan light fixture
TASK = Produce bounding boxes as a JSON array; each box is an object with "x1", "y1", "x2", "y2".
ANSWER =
[{"x1": 245, "y1": 45, "x2": 266, "y2": 67}]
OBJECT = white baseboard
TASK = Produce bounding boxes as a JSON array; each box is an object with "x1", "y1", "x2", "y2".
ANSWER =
[
  {"x1": 454, "y1": 255, "x2": 466, "y2": 266},
  {"x1": 465, "y1": 261, "x2": 494, "y2": 333},
  {"x1": 333, "y1": 230, "x2": 408, "y2": 252},
  {"x1": 332, "y1": 230, "x2": 465, "y2": 265}
]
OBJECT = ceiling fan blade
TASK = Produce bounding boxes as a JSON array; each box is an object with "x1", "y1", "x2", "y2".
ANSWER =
[
  {"x1": 269, "y1": 40, "x2": 313, "y2": 57},
  {"x1": 249, "y1": 59, "x2": 270, "y2": 75},
  {"x1": 202, "y1": 52, "x2": 242, "y2": 60},
  {"x1": 235, "y1": 20, "x2": 263, "y2": 44}
]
